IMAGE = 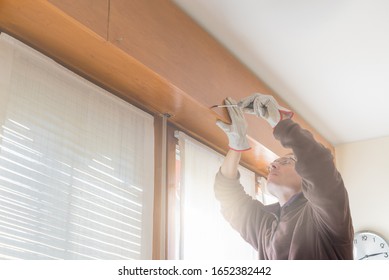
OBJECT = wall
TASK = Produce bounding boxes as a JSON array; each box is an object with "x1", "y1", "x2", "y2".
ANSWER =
[{"x1": 336, "y1": 136, "x2": 389, "y2": 240}]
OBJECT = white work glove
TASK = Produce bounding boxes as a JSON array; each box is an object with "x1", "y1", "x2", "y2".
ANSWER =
[
  {"x1": 238, "y1": 93, "x2": 294, "y2": 128},
  {"x1": 216, "y1": 97, "x2": 251, "y2": 151}
]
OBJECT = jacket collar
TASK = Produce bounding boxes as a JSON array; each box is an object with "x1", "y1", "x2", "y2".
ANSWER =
[{"x1": 264, "y1": 192, "x2": 306, "y2": 217}]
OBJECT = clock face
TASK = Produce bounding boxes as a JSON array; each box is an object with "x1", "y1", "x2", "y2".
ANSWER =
[{"x1": 353, "y1": 232, "x2": 389, "y2": 260}]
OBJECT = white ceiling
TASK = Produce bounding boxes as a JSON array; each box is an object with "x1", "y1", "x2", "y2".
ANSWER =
[{"x1": 173, "y1": 0, "x2": 389, "y2": 146}]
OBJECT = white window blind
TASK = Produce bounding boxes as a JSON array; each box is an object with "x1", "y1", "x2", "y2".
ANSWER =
[
  {"x1": 256, "y1": 177, "x2": 279, "y2": 205},
  {"x1": 0, "y1": 33, "x2": 154, "y2": 259},
  {"x1": 178, "y1": 132, "x2": 257, "y2": 260}
]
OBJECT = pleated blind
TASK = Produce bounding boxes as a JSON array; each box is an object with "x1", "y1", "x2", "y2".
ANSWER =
[
  {"x1": 178, "y1": 132, "x2": 257, "y2": 260},
  {"x1": 0, "y1": 33, "x2": 154, "y2": 259}
]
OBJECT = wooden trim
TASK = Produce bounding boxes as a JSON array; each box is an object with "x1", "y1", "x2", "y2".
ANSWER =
[
  {"x1": 153, "y1": 121, "x2": 179, "y2": 260},
  {"x1": 153, "y1": 118, "x2": 179, "y2": 260},
  {"x1": 0, "y1": 0, "x2": 334, "y2": 177},
  {"x1": 152, "y1": 114, "x2": 164, "y2": 260}
]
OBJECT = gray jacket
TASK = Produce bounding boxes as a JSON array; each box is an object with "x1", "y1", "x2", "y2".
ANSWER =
[{"x1": 214, "y1": 119, "x2": 354, "y2": 259}]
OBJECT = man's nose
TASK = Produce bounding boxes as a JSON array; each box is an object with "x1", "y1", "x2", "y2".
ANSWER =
[{"x1": 270, "y1": 162, "x2": 279, "y2": 170}]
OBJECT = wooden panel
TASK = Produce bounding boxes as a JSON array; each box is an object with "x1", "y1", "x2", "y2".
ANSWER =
[
  {"x1": 108, "y1": 0, "x2": 333, "y2": 156},
  {"x1": 108, "y1": 0, "x2": 283, "y2": 155},
  {"x1": 48, "y1": 0, "x2": 109, "y2": 39},
  {"x1": 0, "y1": 0, "x2": 333, "y2": 177}
]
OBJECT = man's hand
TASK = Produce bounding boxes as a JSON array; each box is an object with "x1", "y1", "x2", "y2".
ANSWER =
[
  {"x1": 216, "y1": 97, "x2": 250, "y2": 151},
  {"x1": 238, "y1": 93, "x2": 294, "y2": 128}
]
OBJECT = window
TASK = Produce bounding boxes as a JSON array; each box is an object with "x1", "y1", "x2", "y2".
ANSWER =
[
  {"x1": 256, "y1": 177, "x2": 278, "y2": 205},
  {"x1": 176, "y1": 132, "x2": 257, "y2": 259},
  {"x1": 0, "y1": 33, "x2": 154, "y2": 259}
]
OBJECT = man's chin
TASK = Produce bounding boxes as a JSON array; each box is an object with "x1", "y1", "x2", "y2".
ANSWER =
[{"x1": 267, "y1": 174, "x2": 278, "y2": 183}]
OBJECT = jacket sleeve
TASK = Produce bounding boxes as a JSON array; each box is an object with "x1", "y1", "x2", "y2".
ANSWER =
[
  {"x1": 214, "y1": 170, "x2": 271, "y2": 250},
  {"x1": 273, "y1": 119, "x2": 353, "y2": 241}
]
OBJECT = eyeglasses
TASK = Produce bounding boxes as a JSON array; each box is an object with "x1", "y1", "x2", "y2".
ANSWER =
[{"x1": 267, "y1": 157, "x2": 296, "y2": 172}]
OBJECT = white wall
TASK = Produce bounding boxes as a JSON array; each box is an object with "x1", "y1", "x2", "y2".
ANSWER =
[{"x1": 335, "y1": 136, "x2": 389, "y2": 240}]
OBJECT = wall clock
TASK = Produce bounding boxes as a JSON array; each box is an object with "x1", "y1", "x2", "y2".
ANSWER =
[{"x1": 353, "y1": 231, "x2": 389, "y2": 260}]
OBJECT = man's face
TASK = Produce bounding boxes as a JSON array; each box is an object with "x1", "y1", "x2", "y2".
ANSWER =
[{"x1": 266, "y1": 156, "x2": 302, "y2": 196}]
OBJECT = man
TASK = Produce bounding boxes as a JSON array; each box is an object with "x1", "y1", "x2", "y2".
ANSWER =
[{"x1": 214, "y1": 94, "x2": 354, "y2": 260}]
